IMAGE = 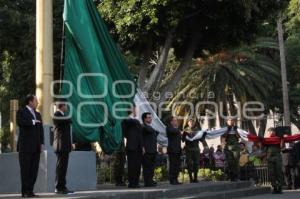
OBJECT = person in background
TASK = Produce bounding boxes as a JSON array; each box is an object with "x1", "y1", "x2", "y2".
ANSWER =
[
  {"x1": 166, "y1": 116, "x2": 182, "y2": 185},
  {"x1": 282, "y1": 142, "x2": 297, "y2": 190},
  {"x1": 214, "y1": 145, "x2": 225, "y2": 172},
  {"x1": 239, "y1": 142, "x2": 249, "y2": 180},
  {"x1": 200, "y1": 147, "x2": 210, "y2": 169},
  {"x1": 113, "y1": 125, "x2": 126, "y2": 186},
  {"x1": 222, "y1": 118, "x2": 240, "y2": 181},
  {"x1": 249, "y1": 144, "x2": 264, "y2": 167},
  {"x1": 182, "y1": 119, "x2": 205, "y2": 183},
  {"x1": 209, "y1": 146, "x2": 216, "y2": 170},
  {"x1": 53, "y1": 100, "x2": 73, "y2": 194},
  {"x1": 265, "y1": 127, "x2": 283, "y2": 194},
  {"x1": 155, "y1": 145, "x2": 168, "y2": 167},
  {"x1": 141, "y1": 112, "x2": 159, "y2": 187},
  {"x1": 123, "y1": 106, "x2": 143, "y2": 188},
  {"x1": 17, "y1": 94, "x2": 44, "y2": 198}
]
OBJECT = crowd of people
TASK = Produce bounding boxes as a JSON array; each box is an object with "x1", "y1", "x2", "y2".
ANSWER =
[
  {"x1": 15, "y1": 95, "x2": 300, "y2": 197},
  {"x1": 116, "y1": 105, "x2": 300, "y2": 195}
]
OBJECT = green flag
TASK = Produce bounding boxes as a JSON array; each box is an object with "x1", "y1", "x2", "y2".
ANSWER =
[{"x1": 62, "y1": 0, "x2": 135, "y2": 154}]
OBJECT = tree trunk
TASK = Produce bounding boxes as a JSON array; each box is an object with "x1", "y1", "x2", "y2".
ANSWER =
[
  {"x1": 277, "y1": 16, "x2": 291, "y2": 126},
  {"x1": 218, "y1": 100, "x2": 227, "y2": 127},
  {"x1": 228, "y1": 93, "x2": 237, "y2": 117},
  {"x1": 137, "y1": 37, "x2": 153, "y2": 90},
  {"x1": 144, "y1": 31, "x2": 174, "y2": 92},
  {"x1": 158, "y1": 33, "x2": 200, "y2": 103}
]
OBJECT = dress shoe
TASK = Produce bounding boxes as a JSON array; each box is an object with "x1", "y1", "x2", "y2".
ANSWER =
[
  {"x1": 128, "y1": 184, "x2": 140, "y2": 188},
  {"x1": 55, "y1": 188, "x2": 74, "y2": 194},
  {"x1": 115, "y1": 182, "x2": 127, "y2": 186},
  {"x1": 31, "y1": 192, "x2": 39, "y2": 197},
  {"x1": 22, "y1": 192, "x2": 38, "y2": 198},
  {"x1": 144, "y1": 183, "x2": 157, "y2": 187}
]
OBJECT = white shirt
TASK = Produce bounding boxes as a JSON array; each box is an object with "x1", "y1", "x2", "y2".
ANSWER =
[
  {"x1": 57, "y1": 110, "x2": 64, "y2": 116},
  {"x1": 26, "y1": 105, "x2": 36, "y2": 125}
]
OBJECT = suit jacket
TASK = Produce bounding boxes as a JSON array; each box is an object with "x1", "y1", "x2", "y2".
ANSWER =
[
  {"x1": 53, "y1": 111, "x2": 72, "y2": 153},
  {"x1": 17, "y1": 107, "x2": 44, "y2": 153},
  {"x1": 142, "y1": 124, "x2": 158, "y2": 154},
  {"x1": 122, "y1": 118, "x2": 143, "y2": 152},
  {"x1": 166, "y1": 126, "x2": 181, "y2": 154}
]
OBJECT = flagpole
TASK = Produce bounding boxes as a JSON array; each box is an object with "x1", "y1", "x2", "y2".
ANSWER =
[{"x1": 36, "y1": 0, "x2": 53, "y2": 124}]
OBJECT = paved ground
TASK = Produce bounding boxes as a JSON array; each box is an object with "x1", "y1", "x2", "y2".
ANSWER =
[
  {"x1": 0, "y1": 182, "x2": 223, "y2": 199},
  {"x1": 1, "y1": 183, "x2": 298, "y2": 199},
  {"x1": 241, "y1": 189, "x2": 300, "y2": 199}
]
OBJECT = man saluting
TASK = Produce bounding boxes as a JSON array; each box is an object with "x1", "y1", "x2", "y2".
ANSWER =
[{"x1": 17, "y1": 94, "x2": 44, "y2": 198}]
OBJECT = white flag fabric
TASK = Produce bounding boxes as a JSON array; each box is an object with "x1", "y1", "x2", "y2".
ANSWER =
[
  {"x1": 133, "y1": 89, "x2": 253, "y2": 146},
  {"x1": 187, "y1": 127, "x2": 252, "y2": 142},
  {"x1": 134, "y1": 89, "x2": 168, "y2": 146}
]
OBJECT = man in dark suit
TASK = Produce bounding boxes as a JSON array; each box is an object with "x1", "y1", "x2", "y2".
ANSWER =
[
  {"x1": 52, "y1": 100, "x2": 73, "y2": 194},
  {"x1": 17, "y1": 94, "x2": 44, "y2": 198},
  {"x1": 122, "y1": 106, "x2": 143, "y2": 188},
  {"x1": 166, "y1": 116, "x2": 182, "y2": 185},
  {"x1": 142, "y1": 112, "x2": 159, "y2": 187}
]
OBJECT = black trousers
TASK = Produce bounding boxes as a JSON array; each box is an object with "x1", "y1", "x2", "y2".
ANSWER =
[
  {"x1": 168, "y1": 153, "x2": 181, "y2": 183},
  {"x1": 113, "y1": 152, "x2": 126, "y2": 184},
  {"x1": 142, "y1": 153, "x2": 156, "y2": 185},
  {"x1": 19, "y1": 152, "x2": 40, "y2": 194},
  {"x1": 126, "y1": 151, "x2": 142, "y2": 186},
  {"x1": 283, "y1": 165, "x2": 296, "y2": 188},
  {"x1": 55, "y1": 152, "x2": 69, "y2": 190}
]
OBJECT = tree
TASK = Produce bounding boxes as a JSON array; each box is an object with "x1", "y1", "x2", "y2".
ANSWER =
[
  {"x1": 0, "y1": 0, "x2": 64, "y2": 133},
  {"x1": 98, "y1": 0, "x2": 289, "y2": 103},
  {"x1": 169, "y1": 38, "x2": 280, "y2": 133}
]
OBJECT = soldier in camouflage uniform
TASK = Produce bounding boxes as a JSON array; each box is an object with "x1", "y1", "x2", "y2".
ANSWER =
[
  {"x1": 182, "y1": 119, "x2": 207, "y2": 183},
  {"x1": 113, "y1": 139, "x2": 126, "y2": 186},
  {"x1": 221, "y1": 118, "x2": 240, "y2": 181},
  {"x1": 265, "y1": 127, "x2": 283, "y2": 194}
]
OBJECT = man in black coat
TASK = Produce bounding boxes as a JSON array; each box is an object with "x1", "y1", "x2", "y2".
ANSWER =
[
  {"x1": 141, "y1": 112, "x2": 159, "y2": 187},
  {"x1": 17, "y1": 94, "x2": 44, "y2": 198},
  {"x1": 122, "y1": 106, "x2": 143, "y2": 188},
  {"x1": 166, "y1": 116, "x2": 182, "y2": 185},
  {"x1": 52, "y1": 100, "x2": 73, "y2": 194}
]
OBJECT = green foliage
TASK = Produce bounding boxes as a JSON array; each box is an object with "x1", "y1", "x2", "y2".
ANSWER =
[
  {"x1": 123, "y1": 51, "x2": 141, "y2": 75},
  {"x1": 97, "y1": 163, "x2": 113, "y2": 184},
  {"x1": 171, "y1": 38, "x2": 280, "y2": 118},
  {"x1": 0, "y1": 124, "x2": 10, "y2": 147},
  {"x1": 98, "y1": 0, "x2": 288, "y2": 54},
  {"x1": 98, "y1": 0, "x2": 168, "y2": 46},
  {"x1": 286, "y1": 0, "x2": 300, "y2": 35},
  {"x1": 154, "y1": 165, "x2": 169, "y2": 182},
  {"x1": 0, "y1": 0, "x2": 64, "y2": 128},
  {"x1": 199, "y1": 168, "x2": 225, "y2": 181},
  {"x1": 178, "y1": 168, "x2": 225, "y2": 182},
  {"x1": 0, "y1": 1, "x2": 35, "y2": 127}
]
